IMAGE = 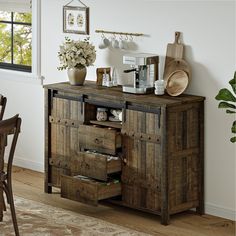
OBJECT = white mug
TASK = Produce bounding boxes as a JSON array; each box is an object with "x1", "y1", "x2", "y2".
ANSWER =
[
  {"x1": 111, "y1": 38, "x2": 119, "y2": 49},
  {"x1": 119, "y1": 39, "x2": 128, "y2": 50}
]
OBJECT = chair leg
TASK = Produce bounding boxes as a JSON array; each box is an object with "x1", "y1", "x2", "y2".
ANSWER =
[
  {"x1": 3, "y1": 181, "x2": 10, "y2": 204},
  {"x1": 2, "y1": 195, "x2": 6, "y2": 211},
  {"x1": 0, "y1": 186, "x2": 3, "y2": 222},
  {"x1": 6, "y1": 181, "x2": 20, "y2": 236}
]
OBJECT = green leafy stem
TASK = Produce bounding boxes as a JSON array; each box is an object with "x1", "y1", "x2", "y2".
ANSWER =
[{"x1": 215, "y1": 71, "x2": 236, "y2": 143}]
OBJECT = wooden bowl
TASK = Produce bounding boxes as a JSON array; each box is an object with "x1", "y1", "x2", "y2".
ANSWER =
[
  {"x1": 166, "y1": 70, "x2": 189, "y2": 96},
  {"x1": 164, "y1": 59, "x2": 191, "y2": 81}
]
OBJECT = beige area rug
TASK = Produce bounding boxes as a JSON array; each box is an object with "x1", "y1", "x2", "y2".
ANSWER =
[{"x1": 0, "y1": 196, "x2": 149, "y2": 236}]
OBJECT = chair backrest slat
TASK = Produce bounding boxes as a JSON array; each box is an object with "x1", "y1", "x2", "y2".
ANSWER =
[
  {"x1": 0, "y1": 115, "x2": 19, "y2": 134},
  {"x1": 0, "y1": 95, "x2": 7, "y2": 120},
  {"x1": 0, "y1": 114, "x2": 21, "y2": 177}
]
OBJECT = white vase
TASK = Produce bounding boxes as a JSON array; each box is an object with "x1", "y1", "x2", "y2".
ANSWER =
[{"x1": 67, "y1": 67, "x2": 87, "y2": 86}]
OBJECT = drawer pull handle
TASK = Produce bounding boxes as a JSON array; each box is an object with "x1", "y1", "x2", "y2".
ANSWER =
[{"x1": 94, "y1": 138, "x2": 102, "y2": 144}]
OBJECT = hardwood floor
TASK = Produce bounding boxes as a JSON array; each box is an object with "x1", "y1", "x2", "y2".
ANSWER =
[{"x1": 11, "y1": 166, "x2": 235, "y2": 236}]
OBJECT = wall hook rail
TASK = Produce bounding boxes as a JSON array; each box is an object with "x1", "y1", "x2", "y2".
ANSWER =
[{"x1": 95, "y1": 29, "x2": 144, "y2": 37}]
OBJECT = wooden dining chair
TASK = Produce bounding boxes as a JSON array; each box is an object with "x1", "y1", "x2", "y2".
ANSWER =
[
  {"x1": 0, "y1": 95, "x2": 7, "y2": 120},
  {"x1": 0, "y1": 114, "x2": 21, "y2": 236}
]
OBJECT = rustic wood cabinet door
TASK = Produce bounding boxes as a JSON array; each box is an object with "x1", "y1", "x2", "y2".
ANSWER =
[
  {"x1": 121, "y1": 109, "x2": 163, "y2": 213},
  {"x1": 49, "y1": 96, "x2": 84, "y2": 187}
]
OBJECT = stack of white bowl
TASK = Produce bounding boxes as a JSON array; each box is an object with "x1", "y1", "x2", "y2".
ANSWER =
[{"x1": 154, "y1": 80, "x2": 165, "y2": 95}]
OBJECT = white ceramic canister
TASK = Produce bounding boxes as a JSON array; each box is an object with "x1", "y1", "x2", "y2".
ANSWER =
[{"x1": 96, "y1": 108, "x2": 108, "y2": 121}]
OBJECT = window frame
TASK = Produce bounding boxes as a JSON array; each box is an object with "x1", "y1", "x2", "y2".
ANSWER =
[
  {"x1": 0, "y1": 11, "x2": 32, "y2": 72},
  {"x1": 0, "y1": 0, "x2": 42, "y2": 84}
]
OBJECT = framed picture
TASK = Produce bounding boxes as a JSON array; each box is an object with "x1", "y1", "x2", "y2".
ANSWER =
[{"x1": 63, "y1": 6, "x2": 89, "y2": 35}]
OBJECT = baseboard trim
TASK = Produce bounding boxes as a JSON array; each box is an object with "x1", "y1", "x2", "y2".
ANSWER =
[
  {"x1": 205, "y1": 203, "x2": 236, "y2": 221},
  {"x1": 8, "y1": 156, "x2": 236, "y2": 221},
  {"x1": 12, "y1": 155, "x2": 44, "y2": 173}
]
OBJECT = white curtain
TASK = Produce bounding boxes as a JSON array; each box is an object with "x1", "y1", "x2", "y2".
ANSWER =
[{"x1": 0, "y1": 0, "x2": 31, "y2": 13}]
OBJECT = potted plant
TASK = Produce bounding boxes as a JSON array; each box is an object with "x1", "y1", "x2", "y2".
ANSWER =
[
  {"x1": 215, "y1": 71, "x2": 236, "y2": 143},
  {"x1": 58, "y1": 37, "x2": 96, "y2": 86}
]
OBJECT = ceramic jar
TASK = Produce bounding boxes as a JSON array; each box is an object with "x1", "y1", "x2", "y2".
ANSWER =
[{"x1": 96, "y1": 108, "x2": 108, "y2": 121}]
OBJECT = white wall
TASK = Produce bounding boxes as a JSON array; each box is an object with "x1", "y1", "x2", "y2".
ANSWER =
[{"x1": 0, "y1": 0, "x2": 235, "y2": 220}]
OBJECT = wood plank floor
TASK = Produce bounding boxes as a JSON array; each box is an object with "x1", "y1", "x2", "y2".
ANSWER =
[{"x1": 11, "y1": 166, "x2": 235, "y2": 236}]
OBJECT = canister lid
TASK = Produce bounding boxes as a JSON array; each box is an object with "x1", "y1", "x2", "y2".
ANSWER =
[{"x1": 97, "y1": 107, "x2": 108, "y2": 112}]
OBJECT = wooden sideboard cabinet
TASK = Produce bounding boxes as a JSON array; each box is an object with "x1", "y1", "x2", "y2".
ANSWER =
[{"x1": 44, "y1": 81, "x2": 205, "y2": 225}]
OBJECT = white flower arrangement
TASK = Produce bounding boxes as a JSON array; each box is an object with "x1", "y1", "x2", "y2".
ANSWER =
[{"x1": 58, "y1": 37, "x2": 96, "y2": 70}]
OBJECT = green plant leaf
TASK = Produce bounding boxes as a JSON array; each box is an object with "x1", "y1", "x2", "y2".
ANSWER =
[
  {"x1": 232, "y1": 121, "x2": 236, "y2": 133},
  {"x1": 230, "y1": 136, "x2": 236, "y2": 143},
  {"x1": 218, "y1": 102, "x2": 236, "y2": 109},
  {"x1": 215, "y1": 88, "x2": 236, "y2": 102},
  {"x1": 229, "y1": 71, "x2": 236, "y2": 94},
  {"x1": 226, "y1": 110, "x2": 236, "y2": 113}
]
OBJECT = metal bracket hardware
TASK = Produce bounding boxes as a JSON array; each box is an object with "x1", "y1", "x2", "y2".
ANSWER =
[
  {"x1": 50, "y1": 90, "x2": 57, "y2": 110},
  {"x1": 54, "y1": 93, "x2": 83, "y2": 102},
  {"x1": 85, "y1": 98, "x2": 124, "y2": 109},
  {"x1": 80, "y1": 94, "x2": 85, "y2": 115},
  {"x1": 123, "y1": 101, "x2": 128, "y2": 123},
  {"x1": 49, "y1": 116, "x2": 80, "y2": 128},
  {"x1": 121, "y1": 131, "x2": 161, "y2": 143},
  {"x1": 157, "y1": 108, "x2": 161, "y2": 129}
]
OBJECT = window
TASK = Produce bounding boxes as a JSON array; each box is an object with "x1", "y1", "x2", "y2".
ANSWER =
[{"x1": 0, "y1": 0, "x2": 32, "y2": 73}]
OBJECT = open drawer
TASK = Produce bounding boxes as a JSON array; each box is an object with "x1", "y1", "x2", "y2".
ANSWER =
[
  {"x1": 79, "y1": 125, "x2": 121, "y2": 155},
  {"x1": 61, "y1": 175, "x2": 121, "y2": 206},
  {"x1": 71, "y1": 151, "x2": 121, "y2": 181}
]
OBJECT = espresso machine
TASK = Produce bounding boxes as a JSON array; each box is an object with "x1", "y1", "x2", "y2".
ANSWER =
[{"x1": 122, "y1": 53, "x2": 159, "y2": 94}]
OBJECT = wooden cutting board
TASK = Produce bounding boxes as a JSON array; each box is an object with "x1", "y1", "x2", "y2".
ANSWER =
[{"x1": 164, "y1": 32, "x2": 184, "y2": 78}]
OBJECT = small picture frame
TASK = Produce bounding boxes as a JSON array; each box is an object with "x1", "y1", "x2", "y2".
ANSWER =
[
  {"x1": 96, "y1": 67, "x2": 111, "y2": 86},
  {"x1": 63, "y1": 6, "x2": 89, "y2": 35}
]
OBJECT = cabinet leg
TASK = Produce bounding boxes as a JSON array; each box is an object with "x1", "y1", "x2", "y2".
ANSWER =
[
  {"x1": 196, "y1": 201, "x2": 205, "y2": 215},
  {"x1": 44, "y1": 184, "x2": 52, "y2": 194},
  {"x1": 161, "y1": 212, "x2": 170, "y2": 225}
]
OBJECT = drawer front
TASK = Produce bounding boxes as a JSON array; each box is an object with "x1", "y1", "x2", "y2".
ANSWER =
[
  {"x1": 61, "y1": 175, "x2": 121, "y2": 206},
  {"x1": 79, "y1": 125, "x2": 121, "y2": 155},
  {"x1": 71, "y1": 152, "x2": 121, "y2": 181},
  {"x1": 49, "y1": 152, "x2": 121, "y2": 181}
]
